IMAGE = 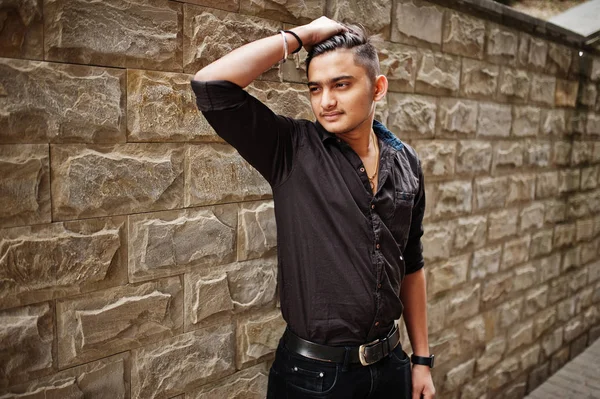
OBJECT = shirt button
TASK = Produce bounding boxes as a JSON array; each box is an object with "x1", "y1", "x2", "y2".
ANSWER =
[
  {"x1": 399, "y1": 255, "x2": 404, "y2": 261},
  {"x1": 371, "y1": 204, "x2": 375, "y2": 209},
  {"x1": 376, "y1": 243, "x2": 380, "y2": 249},
  {"x1": 377, "y1": 283, "x2": 382, "y2": 289},
  {"x1": 359, "y1": 167, "x2": 365, "y2": 173},
  {"x1": 375, "y1": 321, "x2": 380, "y2": 327}
]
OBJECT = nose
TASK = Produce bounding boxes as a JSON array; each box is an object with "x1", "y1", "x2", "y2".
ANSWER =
[{"x1": 320, "y1": 89, "x2": 336, "y2": 110}]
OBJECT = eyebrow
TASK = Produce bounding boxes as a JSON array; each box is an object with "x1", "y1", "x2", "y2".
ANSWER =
[{"x1": 307, "y1": 75, "x2": 355, "y2": 87}]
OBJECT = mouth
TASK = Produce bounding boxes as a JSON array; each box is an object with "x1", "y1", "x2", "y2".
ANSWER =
[{"x1": 321, "y1": 112, "x2": 343, "y2": 121}]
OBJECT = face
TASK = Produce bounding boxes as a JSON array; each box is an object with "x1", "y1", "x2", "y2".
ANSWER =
[{"x1": 307, "y1": 49, "x2": 384, "y2": 136}]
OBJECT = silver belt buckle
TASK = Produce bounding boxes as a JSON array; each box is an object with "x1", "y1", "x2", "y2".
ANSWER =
[{"x1": 358, "y1": 338, "x2": 380, "y2": 366}]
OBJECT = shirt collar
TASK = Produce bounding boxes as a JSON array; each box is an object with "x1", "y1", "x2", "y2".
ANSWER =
[{"x1": 316, "y1": 120, "x2": 404, "y2": 152}]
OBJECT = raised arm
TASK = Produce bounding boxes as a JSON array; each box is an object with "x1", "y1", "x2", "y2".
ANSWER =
[{"x1": 193, "y1": 16, "x2": 346, "y2": 87}]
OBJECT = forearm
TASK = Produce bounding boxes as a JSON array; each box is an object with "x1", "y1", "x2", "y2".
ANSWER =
[
  {"x1": 193, "y1": 28, "x2": 305, "y2": 88},
  {"x1": 399, "y1": 268, "x2": 430, "y2": 356}
]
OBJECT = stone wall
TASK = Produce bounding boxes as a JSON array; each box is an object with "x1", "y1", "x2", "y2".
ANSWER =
[{"x1": 0, "y1": 0, "x2": 599, "y2": 398}]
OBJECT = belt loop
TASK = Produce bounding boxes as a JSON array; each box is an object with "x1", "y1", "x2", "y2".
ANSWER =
[{"x1": 342, "y1": 347, "x2": 352, "y2": 372}]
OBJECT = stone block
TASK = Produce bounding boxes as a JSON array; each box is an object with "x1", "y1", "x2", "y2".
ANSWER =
[
  {"x1": 581, "y1": 166, "x2": 599, "y2": 190},
  {"x1": 568, "y1": 268, "x2": 588, "y2": 292},
  {"x1": 506, "y1": 174, "x2": 535, "y2": 204},
  {"x1": 591, "y1": 56, "x2": 600, "y2": 81},
  {"x1": 547, "y1": 43, "x2": 572, "y2": 76},
  {"x1": 326, "y1": 0, "x2": 391, "y2": 38},
  {"x1": 186, "y1": 143, "x2": 271, "y2": 208},
  {"x1": 477, "y1": 103, "x2": 512, "y2": 138},
  {"x1": 185, "y1": 272, "x2": 233, "y2": 328},
  {"x1": 0, "y1": 217, "x2": 127, "y2": 310},
  {"x1": 482, "y1": 271, "x2": 513, "y2": 304},
  {"x1": 557, "y1": 297, "x2": 576, "y2": 323},
  {"x1": 442, "y1": 11, "x2": 484, "y2": 58},
  {"x1": 512, "y1": 106, "x2": 540, "y2": 137},
  {"x1": 541, "y1": 110, "x2": 567, "y2": 139},
  {"x1": 237, "y1": 310, "x2": 286, "y2": 369},
  {"x1": 488, "y1": 209, "x2": 518, "y2": 242},
  {"x1": 535, "y1": 171, "x2": 558, "y2": 199},
  {"x1": 529, "y1": 74, "x2": 556, "y2": 106},
  {"x1": 239, "y1": 0, "x2": 324, "y2": 24},
  {"x1": 45, "y1": 0, "x2": 182, "y2": 71},
  {"x1": 554, "y1": 223, "x2": 576, "y2": 248},
  {"x1": 238, "y1": 201, "x2": 277, "y2": 261},
  {"x1": 587, "y1": 113, "x2": 600, "y2": 136},
  {"x1": 227, "y1": 258, "x2": 277, "y2": 311},
  {"x1": 475, "y1": 176, "x2": 507, "y2": 211},
  {"x1": 131, "y1": 324, "x2": 235, "y2": 399},
  {"x1": 534, "y1": 307, "x2": 557, "y2": 338},
  {"x1": 555, "y1": 79, "x2": 578, "y2": 108},
  {"x1": 57, "y1": 277, "x2": 183, "y2": 368},
  {"x1": 558, "y1": 169, "x2": 581, "y2": 193},
  {"x1": 542, "y1": 327, "x2": 563, "y2": 357},
  {"x1": 492, "y1": 141, "x2": 524, "y2": 171},
  {"x1": 562, "y1": 246, "x2": 581, "y2": 271},
  {"x1": 528, "y1": 363, "x2": 549, "y2": 392},
  {"x1": 1, "y1": 352, "x2": 128, "y2": 399},
  {"x1": 487, "y1": 25, "x2": 519, "y2": 65},
  {"x1": 391, "y1": 0, "x2": 443, "y2": 48},
  {"x1": 513, "y1": 263, "x2": 538, "y2": 291},
  {"x1": 477, "y1": 337, "x2": 506, "y2": 373},
  {"x1": 0, "y1": 302, "x2": 54, "y2": 388},
  {"x1": 520, "y1": 344, "x2": 540, "y2": 371},
  {"x1": 0, "y1": 0, "x2": 43, "y2": 60},
  {"x1": 461, "y1": 375, "x2": 488, "y2": 399},
  {"x1": 461, "y1": 59, "x2": 499, "y2": 99},
  {"x1": 581, "y1": 83, "x2": 598, "y2": 107},
  {"x1": 550, "y1": 347, "x2": 570, "y2": 374},
  {"x1": 518, "y1": 34, "x2": 547, "y2": 70},
  {"x1": 544, "y1": 199, "x2": 566, "y2": 224},
  {"x1": 415, "y1": 51, "x2": 461, "y2": 96},
  {"x1": 0, "y1": 145, "x2": 50, "y2": 229},
  {"x1": 438, "y1": 99, "x2": 478, "y2": 137},
  {"x1": 567, "y1": 192, "x2": 595, "y2": 219},
  {"x1": 52, "y1": 144, "x2": 184, "y2": 220},
  {"x1": 422, "y1": 221, "x2": 455, "y2": 262},
  {"x1": 524, "y1": 285, "x2": 548, "y2": 317},
  {"x1": 569, "y1": 110, "x2": 587, "y2": 134},
  {"x1": 128, "y1": 70, "x2": 219, "y2": 142},
  {"x1": 445, "y1": 284, "x2": 481, "y2": 325},
  {"x1": 378, "y1": 42, "x2": 417, "y2": 92},
  {"x1": 498, "y1": 67, "x2": 530, "y2": 101},
  {"x1": 433, "y1": 181, "x2": 472, "y2": 218},
  {"x1": 471, "y1": 245, "x2": 502, "y2": 280},
  {"x1": 456, "y1": 141, "x2": 492, "y2": 175},
  {"x1": 564, "y1": 316, "x2": 584, "y2": 342},
  {"x1": 387, "y1": 93, "x2": 436, "y2": 138},
  {"x1": 502, "y1": 235, "x2": 530, "y2": 269},
  {"x1": 530, "y1": 230, "x2": 553, "y2": 260},
  {"x1": 525, "y1": 141, "x2": 551, "y2": 167},
  {"x1": 549, "y1": 275, "x2": 569, "y2": 304},
  {"x1": 187, "y1": 364, "x2": 269, "y2": 399},
  {"x1": 453, "y1": 215, "x2": 487, "y2": 251},
  {"x1": 0, "y1": 58, "x2": 125, "y2": 143},
  {"x1": 581, "y1": 240, "x2": 599, "y2": 264},
  {"x1": 414, "y1": 141, "x2": 455, "y2": 177},
  {"x1": 428, "y1": 255, "x2": 469, "y2": 295},
  {"x1": 247, "y1": 80, "x2": 313, "y2": 119},
  {"x1": 519, "y1": 202, "x2": 545, "y2": 232},
  {"x1": 444, "y1": 359, "x2": 475, "y2": 392},
  {"x1": 489, "y1": 356, "x2": 520, "y2": 390},
  {"x1": 184, "y1": 6, "x2": 281, "y2": 77},
  {"x1": 553, "y1": 142, "x2": 571, "y2": 166},
  {"x1": 128, "y1": 204, "x2": 237, "y2": 282}
]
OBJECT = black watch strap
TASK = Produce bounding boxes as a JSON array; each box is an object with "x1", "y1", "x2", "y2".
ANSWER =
[{"x1": 411, "y1": 354, "x2": 435, "y2": 368}]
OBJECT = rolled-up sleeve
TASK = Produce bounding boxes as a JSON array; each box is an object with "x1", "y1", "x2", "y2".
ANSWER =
[
  {"x1": 191, "y1": 79, "x2": 298, "y2": 187},
  {"x1": 403, "y1": 160, "x2": 425, "y2": 274}
]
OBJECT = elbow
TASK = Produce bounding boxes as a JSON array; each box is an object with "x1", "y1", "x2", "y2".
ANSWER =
[{"x1": 193, "y1": 69, "x2": 211, "y2": 82}]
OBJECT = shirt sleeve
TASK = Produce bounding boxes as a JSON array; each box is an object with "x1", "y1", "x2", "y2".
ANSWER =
[
  {"x1": 404, "y1": 159, "x2": 425, "y2": 274},
  {"x1": 190, "y1": 79, "x2": 298, "y2": 187}
]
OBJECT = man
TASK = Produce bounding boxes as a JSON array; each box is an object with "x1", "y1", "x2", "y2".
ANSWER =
[{"x1": 191, "y1": 16, "x2": 435, "y2": 399}]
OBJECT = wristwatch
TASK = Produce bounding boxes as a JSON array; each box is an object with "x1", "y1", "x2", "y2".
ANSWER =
[{"x1": 411, "y1": 354, "x2": 435, "y2": 368}]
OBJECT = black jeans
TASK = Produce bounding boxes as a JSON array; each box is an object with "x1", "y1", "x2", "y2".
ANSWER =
[{"x1": 267, "y1": 338, "x2": 412, "y2": 398}]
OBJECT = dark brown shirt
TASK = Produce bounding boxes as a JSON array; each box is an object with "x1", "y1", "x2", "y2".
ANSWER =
[{"x1": 191, "y1": 80, "x2": 426, "y2": 345}]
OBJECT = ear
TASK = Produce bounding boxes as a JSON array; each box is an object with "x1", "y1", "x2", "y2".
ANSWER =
[{"x1": 373, "y1": 74, "x2": 388, "y2": 102}]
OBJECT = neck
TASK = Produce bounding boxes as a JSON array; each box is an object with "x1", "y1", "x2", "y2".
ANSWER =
[{"x1": 336, "y1": 114, "x2": 375, "y2": 157}]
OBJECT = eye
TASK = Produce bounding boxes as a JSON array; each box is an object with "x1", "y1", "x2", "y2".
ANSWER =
[
  {"x1": 308, "y1": 86, "x2": 321, "y2": 93},
  {"x1": 335, "y1": 82, "x2": 349, "y2": 88}
]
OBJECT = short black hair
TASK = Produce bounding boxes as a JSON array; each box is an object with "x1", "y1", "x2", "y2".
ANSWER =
[{"x1": 305, "y1": 23, "x2": 380, "y2": 81}]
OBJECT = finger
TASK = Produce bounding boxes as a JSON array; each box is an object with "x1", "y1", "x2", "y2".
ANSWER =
[{"x1": 412, "y1": 386, "x2": 421, "y2": 399}]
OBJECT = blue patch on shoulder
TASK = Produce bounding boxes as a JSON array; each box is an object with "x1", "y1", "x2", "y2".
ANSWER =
[{"x1": 373, "y1": 120, "x2": 404, "y2": 151}]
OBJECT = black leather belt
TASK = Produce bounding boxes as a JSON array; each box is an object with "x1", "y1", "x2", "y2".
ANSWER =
[{"x1": 283, "y1": 324, "x2": 401, "y2": 366}]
